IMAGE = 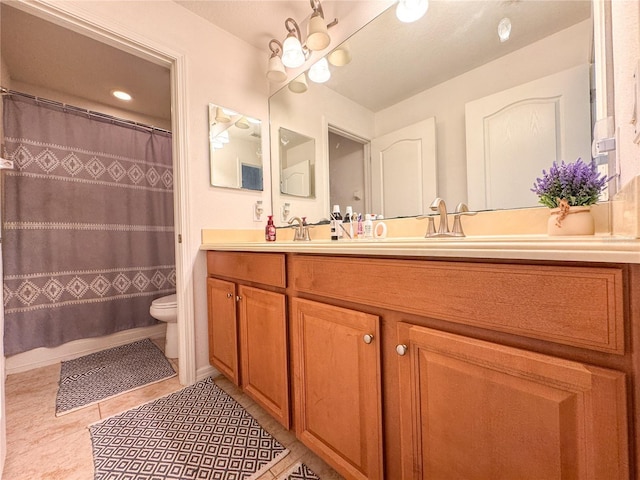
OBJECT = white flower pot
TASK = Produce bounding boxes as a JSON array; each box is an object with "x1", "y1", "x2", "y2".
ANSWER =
[{"x1": 547, "y1": 205, "x2": 595, "y2": 236}]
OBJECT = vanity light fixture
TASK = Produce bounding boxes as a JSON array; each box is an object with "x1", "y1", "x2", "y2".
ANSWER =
[
  {"x1": 328, "y1": 43, "x2": 351, "y2": 66},
  {"x1": 288, "y1": 73, "x2": 309, "y2": 93},
  {"x1": 307, "y1": 0, "x2": 331, "y2": 51},
  {"x1": 282, "y1": 18, "x2": 306, "y2": 68},
  {"x1": 235, "y1": 116, "x2": 250, "y2": 129},
  {"x1": 111, "y1": 90, "x2": 132, "y2": 101},
  {"x1": 498, "y1": 17, "x2": 512, "y2": 42},
  {"x1": 266, "y1": 1, "x2": 339, "y2": 80},
  {"x1": 215, "y1": 107, "x2": 231, "y2": 123},
  {"x1": 308, "y1": 57, "x2": 331, "y2": 83},
  {"x1": 266, "y1": 39, "x2": 288, "y2": 83},
  {"x1": 396, "y1": 0, "x2": 429, "y2": 23}
]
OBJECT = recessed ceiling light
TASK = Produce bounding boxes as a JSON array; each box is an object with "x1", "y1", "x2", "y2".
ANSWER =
[
  {"x1": 498, "y1": 18, "x2": 512, "y2": 42},
  {"x1": 112, "y1": 90, "x2": 132, "y2": 101}
]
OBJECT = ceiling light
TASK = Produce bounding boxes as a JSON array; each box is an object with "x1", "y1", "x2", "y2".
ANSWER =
[
  {"x1": 112, "y1": 90, "x2": 132, "y2": 101},
  {"x1": 215, "y1": 107, "x2": 231, "y2": 123},
  {"x1": 328, "y1": 43, "x2": 351, "y2": 66},
  {"x1": 288, "y1": 74, "x2": 308, "y2": 94},
  {"x1": 396, "y1": 0, "x2": 429, "y2": 23},
  {"x1": 498, "y1": 17, "x2": 512, "y2": 42},
  {"x1": 247, "y1": 117, "x2": 261, "y2": 125},
  {"x1": 266, "y1": 39, "x2": 287, "y2": 83},
  {"x1": 282, "y1": 18, "x2": 305, "y2": 68},
  {"x1": 307, "y1": 1, "x2": 330, "y2": 51},
  {"x1": 235, "y1": 117, "x2": 250, "y2": 129},
  {"x1": 308, "y1": 58, "x2": 331, "y2": 83}
]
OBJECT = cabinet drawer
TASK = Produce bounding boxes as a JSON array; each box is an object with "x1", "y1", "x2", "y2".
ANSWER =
[
  {"x1": 290, "y1": 255, "x2": 624, "y2": 354},
  {"x1": 207, "y1": 251, "x2": 286, "y2": 288}
]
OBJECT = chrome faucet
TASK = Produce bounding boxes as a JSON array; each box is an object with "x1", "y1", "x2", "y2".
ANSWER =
[
  {"x1": 288, "y1": 216, "x2": 311, "y2": 241},
  {"x1": 429, "y1": 197, "x2": 449, "y2": 235},
  {"x1": 422, "y1": 198, "x2": 477, "y2": 238}
]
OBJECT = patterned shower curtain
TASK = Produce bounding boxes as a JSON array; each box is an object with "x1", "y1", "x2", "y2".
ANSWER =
[{"x1": 2, "y1": 94, "x2": 176, "y2": 356}]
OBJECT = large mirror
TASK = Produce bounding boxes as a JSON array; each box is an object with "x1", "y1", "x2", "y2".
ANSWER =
[
  {"x1": 209, "y1": 103, "x2": 263, "y2": 191},
  {"x1": 270, "y1": 0, "x2": 607, "y2": 225}
]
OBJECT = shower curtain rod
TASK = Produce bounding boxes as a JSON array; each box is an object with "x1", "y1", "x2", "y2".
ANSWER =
[{"x1": 0, "y1": 87, "x2": 172, "y2": 136}]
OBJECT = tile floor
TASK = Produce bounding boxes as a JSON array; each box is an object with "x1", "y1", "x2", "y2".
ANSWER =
[{"x1": 3, "y1": 338, "x2": 343, "y2": 480}]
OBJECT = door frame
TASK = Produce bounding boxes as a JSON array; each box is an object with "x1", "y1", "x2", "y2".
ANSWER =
[
  {"x1": 323, "y1": 119, "x2": 372, "y2": 216},
  {"x1": 9, "y1": 1, "x2": 196, "y2": 386}
]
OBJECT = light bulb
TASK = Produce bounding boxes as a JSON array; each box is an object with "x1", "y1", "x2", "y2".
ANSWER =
[
  {"x1": 308, "y1": 58, "x2": 331, "y2": 83},
  {"x1": 282, "y1": 35, "x2": 305, "y2": 68},
  {"x1": 396, "y1": 0, "x2": 429, "y2": 23}
]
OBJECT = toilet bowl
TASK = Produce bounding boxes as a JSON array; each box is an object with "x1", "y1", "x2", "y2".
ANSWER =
[{"x1": 150, "y1": 294, "x2": 178, "y2": 358}]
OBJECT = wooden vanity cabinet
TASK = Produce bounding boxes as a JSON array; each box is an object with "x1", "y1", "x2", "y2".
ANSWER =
[
  {"x1": 291, "y1": 298, "x2": 383, "y2": 480},
  {"x1": 206, "y1": 251, "x2": 290, "y2": 428},
  {"x1": 206, "y1": 251, "x2": 634, "y2": 479},
  {"x1": 289, "y1": 254, "x2": 630, "y2": 480},
  {"x1": 396, "y1": 323, "x2": 628, "y2": 480},
  {"x1": 207, "y1": 277, "x2": 239, "y2": 384}
]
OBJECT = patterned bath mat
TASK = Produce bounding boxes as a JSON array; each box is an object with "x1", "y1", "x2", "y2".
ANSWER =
[
  {"x1": 89, "y1": 377, "x2": 289, "y2": 480},
  {"x1": 56, "y1": 338, "x2": 176, "y2": 416},
  {"x1": 279, "y1": 462, "x2": 321, "y2": 480}
]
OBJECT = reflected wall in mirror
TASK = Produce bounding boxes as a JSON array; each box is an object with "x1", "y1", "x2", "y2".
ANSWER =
[
  {"x1": 209, "y1": 103, "x2": 263, "y2": 191},
  {"x1": 269, "y1": 0, "x2": 606, "y2": 224},
  {"x1": 279, "y1": 127, "x2": 315, "y2": 198}
]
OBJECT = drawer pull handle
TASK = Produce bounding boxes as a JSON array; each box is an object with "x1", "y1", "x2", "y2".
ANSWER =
[
  {"x1": 363, "y1": 334, "x2": 374, "y2": 344},
  {"x1": 396, "y1": 344, "x2": 408, "y2": 356},
  {"x1": 226, "y1": 293, "x2": 233, "y2": 299}
]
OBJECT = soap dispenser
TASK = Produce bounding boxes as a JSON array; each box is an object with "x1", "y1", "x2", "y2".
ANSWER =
[{"x1": 265, "y1": 215, "x2": 276, "y2": 242}]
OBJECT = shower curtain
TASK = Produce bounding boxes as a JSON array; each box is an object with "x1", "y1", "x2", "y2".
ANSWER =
[{"x1": 2, "y1": 94, "x2": 175, "y2": 356}]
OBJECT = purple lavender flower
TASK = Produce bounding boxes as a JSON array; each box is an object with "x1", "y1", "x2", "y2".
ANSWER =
[{"x1": 531, "y1": 158, "x2": 609, "y2": 208}]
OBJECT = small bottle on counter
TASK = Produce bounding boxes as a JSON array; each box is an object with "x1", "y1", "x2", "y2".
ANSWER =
[
  {"x1": 331, "y1": 205, "x2": 343, "y2": 239},
  {"x1": 265, "y1": 215, "x2": 276, "y2": 242},
  {"x1": 356, "y1": 213, "x2": 364, "y2": 239},
  {"x1": 364, "y1": 214, "x2": 373, "y2": 239},
  {"x1": 343, "y1": 206, "x2": 353, "y2": 239}
]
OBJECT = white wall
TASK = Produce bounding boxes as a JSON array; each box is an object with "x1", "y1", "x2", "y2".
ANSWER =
[
  {"x1": 374, "y1": 19, "x2": 592, "y2": 207},
  {"x1": 612, "y1": 0, "x2": 640, "y2": 188}
]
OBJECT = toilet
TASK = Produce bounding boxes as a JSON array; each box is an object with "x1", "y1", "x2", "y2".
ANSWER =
[{"x1": 149, "y1": 294, "x2": 178, "y2": 358}]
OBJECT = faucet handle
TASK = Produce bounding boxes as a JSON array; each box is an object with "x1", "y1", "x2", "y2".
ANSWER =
[{"x1": 451, "y1": 203, "x2": 477, "y2": 237}]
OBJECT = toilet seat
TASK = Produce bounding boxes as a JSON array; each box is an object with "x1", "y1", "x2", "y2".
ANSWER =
[{"x1": 151, "y1": 294, "x2": 177, "y2": 309}]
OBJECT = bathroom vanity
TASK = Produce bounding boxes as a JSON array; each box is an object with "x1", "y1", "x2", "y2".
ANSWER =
[{"x1": 204, "y1": 239, "x2": 640, "y2": 480}]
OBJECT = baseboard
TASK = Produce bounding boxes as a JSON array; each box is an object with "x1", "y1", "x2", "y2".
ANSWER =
[
  {"x1": 196, "y1": 364, "x2": 220, "y2": 382},
  {"x1": 5, "y1": 324, "x2": 167, "y2": 375}
]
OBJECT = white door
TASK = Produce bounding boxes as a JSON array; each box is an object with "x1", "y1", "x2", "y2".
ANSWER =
[
  {"x1": 281, "y1": 160, "x2": 311, "y2": 197},
  {"x1": 465, "y1": 64, "x2": 592, "y2": 210},
  {"x1": 370, "y1": 118, "x2": 437, "y2": 218}
]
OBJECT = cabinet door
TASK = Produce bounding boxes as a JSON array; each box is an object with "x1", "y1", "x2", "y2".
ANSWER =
[
  {"x1": 396, "y1": 323, "x2": 629, "y2": 480},
  {"x1": 207, "y1": 277, "x2": 239, "y2": 385},
  {"x1": 238, "y1": 285, "x2": 290, "y2": 428},
  {"x1": 291, "y1": 298, "x2": 383, "y2": 480}
]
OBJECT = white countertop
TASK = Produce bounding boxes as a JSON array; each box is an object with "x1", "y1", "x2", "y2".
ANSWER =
[{"x1": 201, "y1": 234, "x2": 640, "y2": 264}]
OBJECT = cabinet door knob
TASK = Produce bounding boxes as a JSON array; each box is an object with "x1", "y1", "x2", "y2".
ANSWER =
[
  {"x1": 226, "y1": 293, "x2": 233, "y2": 299},
  {"x1": 236, "y1": 295, "x2": 242, "y2": 301},
  {"x1": 363, "y1": 334, "x2": 374, "y2": 344},
  {"x1": 396, "y1": 344, "x2": 408, "y2": 356}
]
